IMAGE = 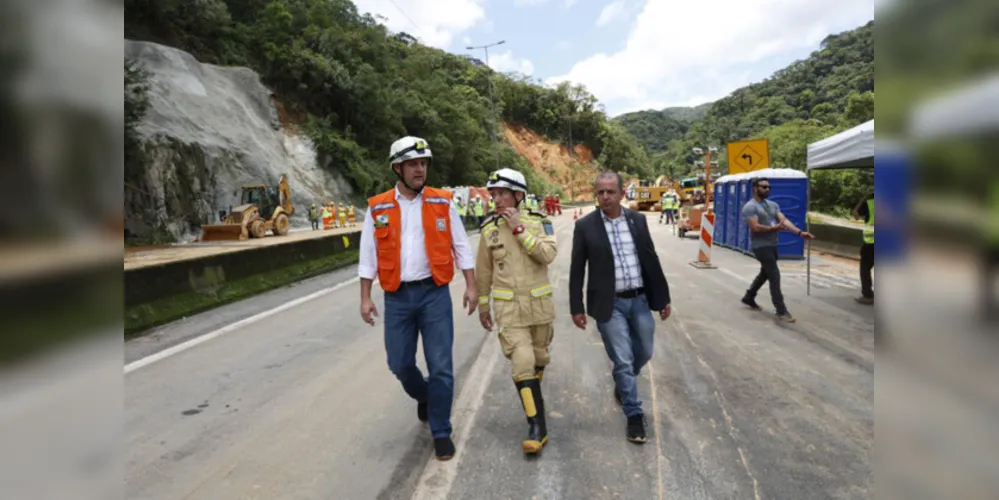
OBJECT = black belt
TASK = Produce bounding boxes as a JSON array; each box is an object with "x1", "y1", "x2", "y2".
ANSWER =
[
  {"x1": 616, "y1": 288, "x2": 644, "y2": 299},
  {"x1": 399, "y1": 277, "x2": 436, "y2": 288}
]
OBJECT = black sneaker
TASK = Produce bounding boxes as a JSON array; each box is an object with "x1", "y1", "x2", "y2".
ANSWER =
[
  {"x1": 417, "y1": 402, "x2": 428, "y2": 422},
  {"x1": 741, "y1": 296, "x2": 762, "y2": 311},
  {"x1": 434, "y1": 437, "x2": 455, "y2": 461},
  {"x1": 626, "y1": 414, "x2": 647, "y2": 444}
]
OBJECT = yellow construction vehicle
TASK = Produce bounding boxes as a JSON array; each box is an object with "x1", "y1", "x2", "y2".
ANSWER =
[
  {"x1": 627, "y1": 177, "x2": 671, "y2": 212},
  {"x1": 200, "y1": 174, "x2": 295, "y2": 242}
]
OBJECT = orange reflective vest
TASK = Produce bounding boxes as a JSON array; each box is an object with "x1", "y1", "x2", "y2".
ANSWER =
[{"x1": 367, "y1": 186, "x2": 455, "y2": 292}]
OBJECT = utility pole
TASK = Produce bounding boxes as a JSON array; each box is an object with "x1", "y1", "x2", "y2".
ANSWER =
[
  {"x1": 692, "y1": 146, "x2": 720, "y2": 208},
  {"x1": 467, "y1": 40, "x2": 505, "y2": 170}
]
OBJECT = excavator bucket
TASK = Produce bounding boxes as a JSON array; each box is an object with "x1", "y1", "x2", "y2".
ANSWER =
[{"x1": 199, "y1": 223, "x2": 248, "y2": 242}]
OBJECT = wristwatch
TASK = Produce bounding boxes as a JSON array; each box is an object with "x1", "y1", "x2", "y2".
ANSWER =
[{"x1": 512, "y1": 224, "x2": 526, "y2": 235}]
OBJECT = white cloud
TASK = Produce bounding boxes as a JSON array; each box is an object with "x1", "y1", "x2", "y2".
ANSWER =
[
  {"x1": 351, "y1": 0, "x2": 485, "y2": 49},
  {"x1": 547, "y1": 0, "x2": 874, "y2": 116},
  {"x1": 596, "y1": 0, "x2": 626, "y2": 27},
  {"x1": 486, "y1": 51, "x2": 535, "y2": 76}
]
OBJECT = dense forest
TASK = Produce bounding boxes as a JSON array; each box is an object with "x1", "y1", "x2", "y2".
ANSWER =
[
  {"x1": 614, "y1": 21, "x2": 875, "y2": 215},
  {"x1": 124, "y1": 0, "x2": 654, "y2": 198}
]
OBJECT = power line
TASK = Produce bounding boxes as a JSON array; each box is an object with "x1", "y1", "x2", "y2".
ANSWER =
[{"x1": 387, "y1": 0, "x2": 422, "y2": 39}]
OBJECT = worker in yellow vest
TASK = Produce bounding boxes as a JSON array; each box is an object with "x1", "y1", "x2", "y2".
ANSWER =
[
  {"x1": 456, "y1": 198, "x2": 467, "y2": 226},
  {"x1": 473, "y1": 196, "x2": 485, "y2": 226},
  {"x1": 310, "y1": 203, "x2": 319, "y2": 230},
  {"x1": 853, "y1": 195, "x2": 874, "y2": 305},
  {"x1": 338, "y1": 202, "x2": 347, "y2": 228},
  {"x1": 347, "y1": 204, "x2": 356, "y2": 227}
]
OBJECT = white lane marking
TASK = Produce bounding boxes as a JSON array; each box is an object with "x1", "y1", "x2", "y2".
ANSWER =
[
  {"x1": 411, "y1": 332, "x2": 501, "y2": 500},
  {"x1": 124, "y1": 277, "x2": 360, "y2": 375},
  {"x1": 649, "y1": 363, "x2": 667, "y2": 500}
]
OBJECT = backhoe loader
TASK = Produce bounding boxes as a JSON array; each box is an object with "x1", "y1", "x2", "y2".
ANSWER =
[{"x1": 200, "y1": 174, "x2": 295, "y2": 242}]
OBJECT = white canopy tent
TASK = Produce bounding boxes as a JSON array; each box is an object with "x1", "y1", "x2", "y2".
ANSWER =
[
  {"x1": 807, "y1": 120, "x2": 875, "y2": 170},
  {"x1": 804, "y1": 120, "x2": 875, "y2": 295},
  {"x1": 909, "y1": 74, "x2": 999, "y2": 139}
]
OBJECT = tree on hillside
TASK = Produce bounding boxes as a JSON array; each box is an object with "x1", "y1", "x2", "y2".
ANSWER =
[
  {"x1": 612, "y1": 20, "x2": 875, "y2": 211},
  {"x1": 125, "y1": 0, "x2": 651, "y2": 196}
]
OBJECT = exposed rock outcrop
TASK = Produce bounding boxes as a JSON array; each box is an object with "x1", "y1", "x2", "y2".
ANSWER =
[{"x1": 124, "y1": 40, "x2": 353, "y2": 242}]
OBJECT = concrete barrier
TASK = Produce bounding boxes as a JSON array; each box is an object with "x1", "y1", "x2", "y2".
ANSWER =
[
  {"x1": 125, "y1": 231, "x2": 361, "y2": 336},
  {"x1": 808, "y1": 222, "x2": 863, "y2": 260}
]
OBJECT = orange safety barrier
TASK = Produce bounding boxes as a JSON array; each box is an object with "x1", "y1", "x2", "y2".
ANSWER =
[{"x1": 690, "y1": 212, "x2": 717, "y2": 269}]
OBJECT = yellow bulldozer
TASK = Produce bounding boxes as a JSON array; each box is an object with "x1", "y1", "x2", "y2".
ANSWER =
[{"x1": 200, "y1": 174, "x2": 295, "y2": 242}]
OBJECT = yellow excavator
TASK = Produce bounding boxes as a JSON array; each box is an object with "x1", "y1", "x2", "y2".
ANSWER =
[
  {"x1": 627, "y1": 176, "x2": 672, "y2": 212},
  {"x1": 200, "y1": 174, "x2": 295, "y2": 242}
]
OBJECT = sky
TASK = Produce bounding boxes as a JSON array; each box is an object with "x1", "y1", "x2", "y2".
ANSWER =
[{"x1": 350, "y1": 0, "x2": 875, "y2": 117}]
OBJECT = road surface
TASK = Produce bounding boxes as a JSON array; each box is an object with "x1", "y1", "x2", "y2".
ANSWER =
[{"x1": 125, "y1": 208, "x2": 874, "y2": 500}]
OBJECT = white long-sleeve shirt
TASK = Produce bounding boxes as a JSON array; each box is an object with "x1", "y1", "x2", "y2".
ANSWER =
[{"x1": 358, "y1": 186, "x2": 475, "y2": 282}]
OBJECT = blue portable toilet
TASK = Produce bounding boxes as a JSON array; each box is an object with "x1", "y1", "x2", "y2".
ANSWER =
[
  {"x1": 742, "y1": 168, "x2": 809, "y2": 259},
  {"x1": 725, "y1": 177, "x2": 740, "y2": 249},
  {"x1": 712, "y1": 176, "x2": 729, "y2": 248},
  {"x1": 736, "y1": 175, "x2": 751, "y2": 253}
]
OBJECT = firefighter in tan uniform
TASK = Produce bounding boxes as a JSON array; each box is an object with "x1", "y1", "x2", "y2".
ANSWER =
[{"x1": 475, "y1": 168, "x2": 558, "y2": 455}]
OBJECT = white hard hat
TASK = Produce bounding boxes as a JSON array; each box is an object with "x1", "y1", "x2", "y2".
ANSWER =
[
  {"x1": 487, "y1": 168, "x2": 527, "y2": 193},
  {"x1": 389, "y1": 136, "x2": 433, "y2": 166}
]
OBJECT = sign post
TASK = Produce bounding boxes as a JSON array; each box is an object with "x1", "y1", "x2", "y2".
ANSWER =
[{"x1": 727, "y1": 138, "x2": 771, "y2": 175}]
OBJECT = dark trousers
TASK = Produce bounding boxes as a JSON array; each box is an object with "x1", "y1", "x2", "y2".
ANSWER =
[
  {"x1": 311, "y1": 218, "x2": 319, "y2": 230},
  {"x1": 747, "y1": 246, "x2": 788, "y2": 314},
  {"x1": 659, "y1": 210, "x2": 674, "y2": 224},
  {"x1": 860, "y1": 243, "x2": 874, "y2": 298},
  {"x1": 384, "y1": 281, "x2": 455, "y2": 438}
]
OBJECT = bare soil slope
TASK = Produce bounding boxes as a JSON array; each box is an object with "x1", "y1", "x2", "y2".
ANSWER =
[{"x1": 502, "y1": 123, "x2": 596, "y2": 202}]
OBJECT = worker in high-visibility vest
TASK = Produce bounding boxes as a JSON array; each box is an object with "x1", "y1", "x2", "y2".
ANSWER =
[
  {"x1": 473, "y1": 196, "x2": 485, "y2": 226},
  {"x1": 853, "y1": 195, "x2": 874, "y2": 305},
  {"x1": 329, "y1": 202, "x2": 339, "y2": 228},
  {"x1": 322, "y1": 203, "x2": 333, "y2": 230},
  {"x1": 456, "y1": 198, "x2": 467, "y2": 226},
  {"x1": 659, "y1": 195, "x2": 676, "y2": 225},
  {"x1": 310, "y1": 203, "x2": 319, "y2": 230},
  {"x1": 347, "y1": 204, "x2": 356, "y2": 227},
  {"x1": 338, "y1": 202, "x2": 347, "y2": 228}
]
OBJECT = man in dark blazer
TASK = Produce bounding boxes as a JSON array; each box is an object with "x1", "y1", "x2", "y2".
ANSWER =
[{"x1": 570, "y1": 171, "x2": 672, "y2": 444}]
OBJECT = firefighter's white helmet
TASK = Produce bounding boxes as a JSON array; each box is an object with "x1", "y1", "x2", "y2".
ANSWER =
[
  {"x1": 389, "y1": 136, "x2": 433, "y2": 166},
  {"x1": 486, "y1": 168, "x2": 528, "y2": 193}
]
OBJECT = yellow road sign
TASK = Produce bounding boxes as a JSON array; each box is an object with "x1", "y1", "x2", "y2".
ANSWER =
[{"x1": 727, "y1": 139, "x2": 770, "y2": 175}]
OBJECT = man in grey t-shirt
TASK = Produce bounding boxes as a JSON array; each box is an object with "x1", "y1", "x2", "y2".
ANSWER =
[{"x1": 741, "y1": 177, "x2": 814, "y2": 322}]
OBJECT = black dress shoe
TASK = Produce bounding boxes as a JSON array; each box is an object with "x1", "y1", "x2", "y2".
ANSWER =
[
  {"x1": 434, "y1": 437, "x2": 455, "y2": 460},
  {"x1": 418, "y1": 401, "x2": 428, "y2": 422},
  {"x1": 627, "y1": 414, "x2": 647, "y2": 444}
]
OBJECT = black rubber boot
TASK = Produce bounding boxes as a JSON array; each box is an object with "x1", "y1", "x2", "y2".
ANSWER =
[{"x1": 515, "y1": 378, "x2": 548, "y2": 454}]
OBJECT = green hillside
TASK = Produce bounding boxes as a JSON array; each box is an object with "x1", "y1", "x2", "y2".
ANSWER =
[
  {"x1": 124, "y1": 0, "x2": 654, "y2": 199},
  {"x1": 614, "y1": 21, "x2": 874, "y2": 214}
]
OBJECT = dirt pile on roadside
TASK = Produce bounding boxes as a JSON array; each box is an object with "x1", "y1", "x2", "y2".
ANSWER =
[{"x1": 502, "y1": 123, "x2": 596, "y2": 202}]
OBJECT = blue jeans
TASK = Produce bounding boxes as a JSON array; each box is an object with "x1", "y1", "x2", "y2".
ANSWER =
[
  {"x1": 384, "y1": 281, "x2": 455, "y2": 438},
  {"x1": 596, "y1": 295, "x2": 656, "y2": 417}
]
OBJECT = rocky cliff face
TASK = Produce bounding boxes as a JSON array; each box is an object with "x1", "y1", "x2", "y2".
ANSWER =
[{"x1": 124, "y1": 40, "x2": 354, "y2": 243}]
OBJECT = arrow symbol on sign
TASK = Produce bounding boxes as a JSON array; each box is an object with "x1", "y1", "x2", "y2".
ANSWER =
[{"x1": 741, "y1": 154, "x2": 753, "y2": 165}]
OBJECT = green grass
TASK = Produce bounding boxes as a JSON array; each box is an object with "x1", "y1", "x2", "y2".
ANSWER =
[
  {"x1": 125, "y1": 249, "x2": 359, "y2": 338},
  {"x1": 2, "y1": 274, "x2": 122, "y2": 367}
]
